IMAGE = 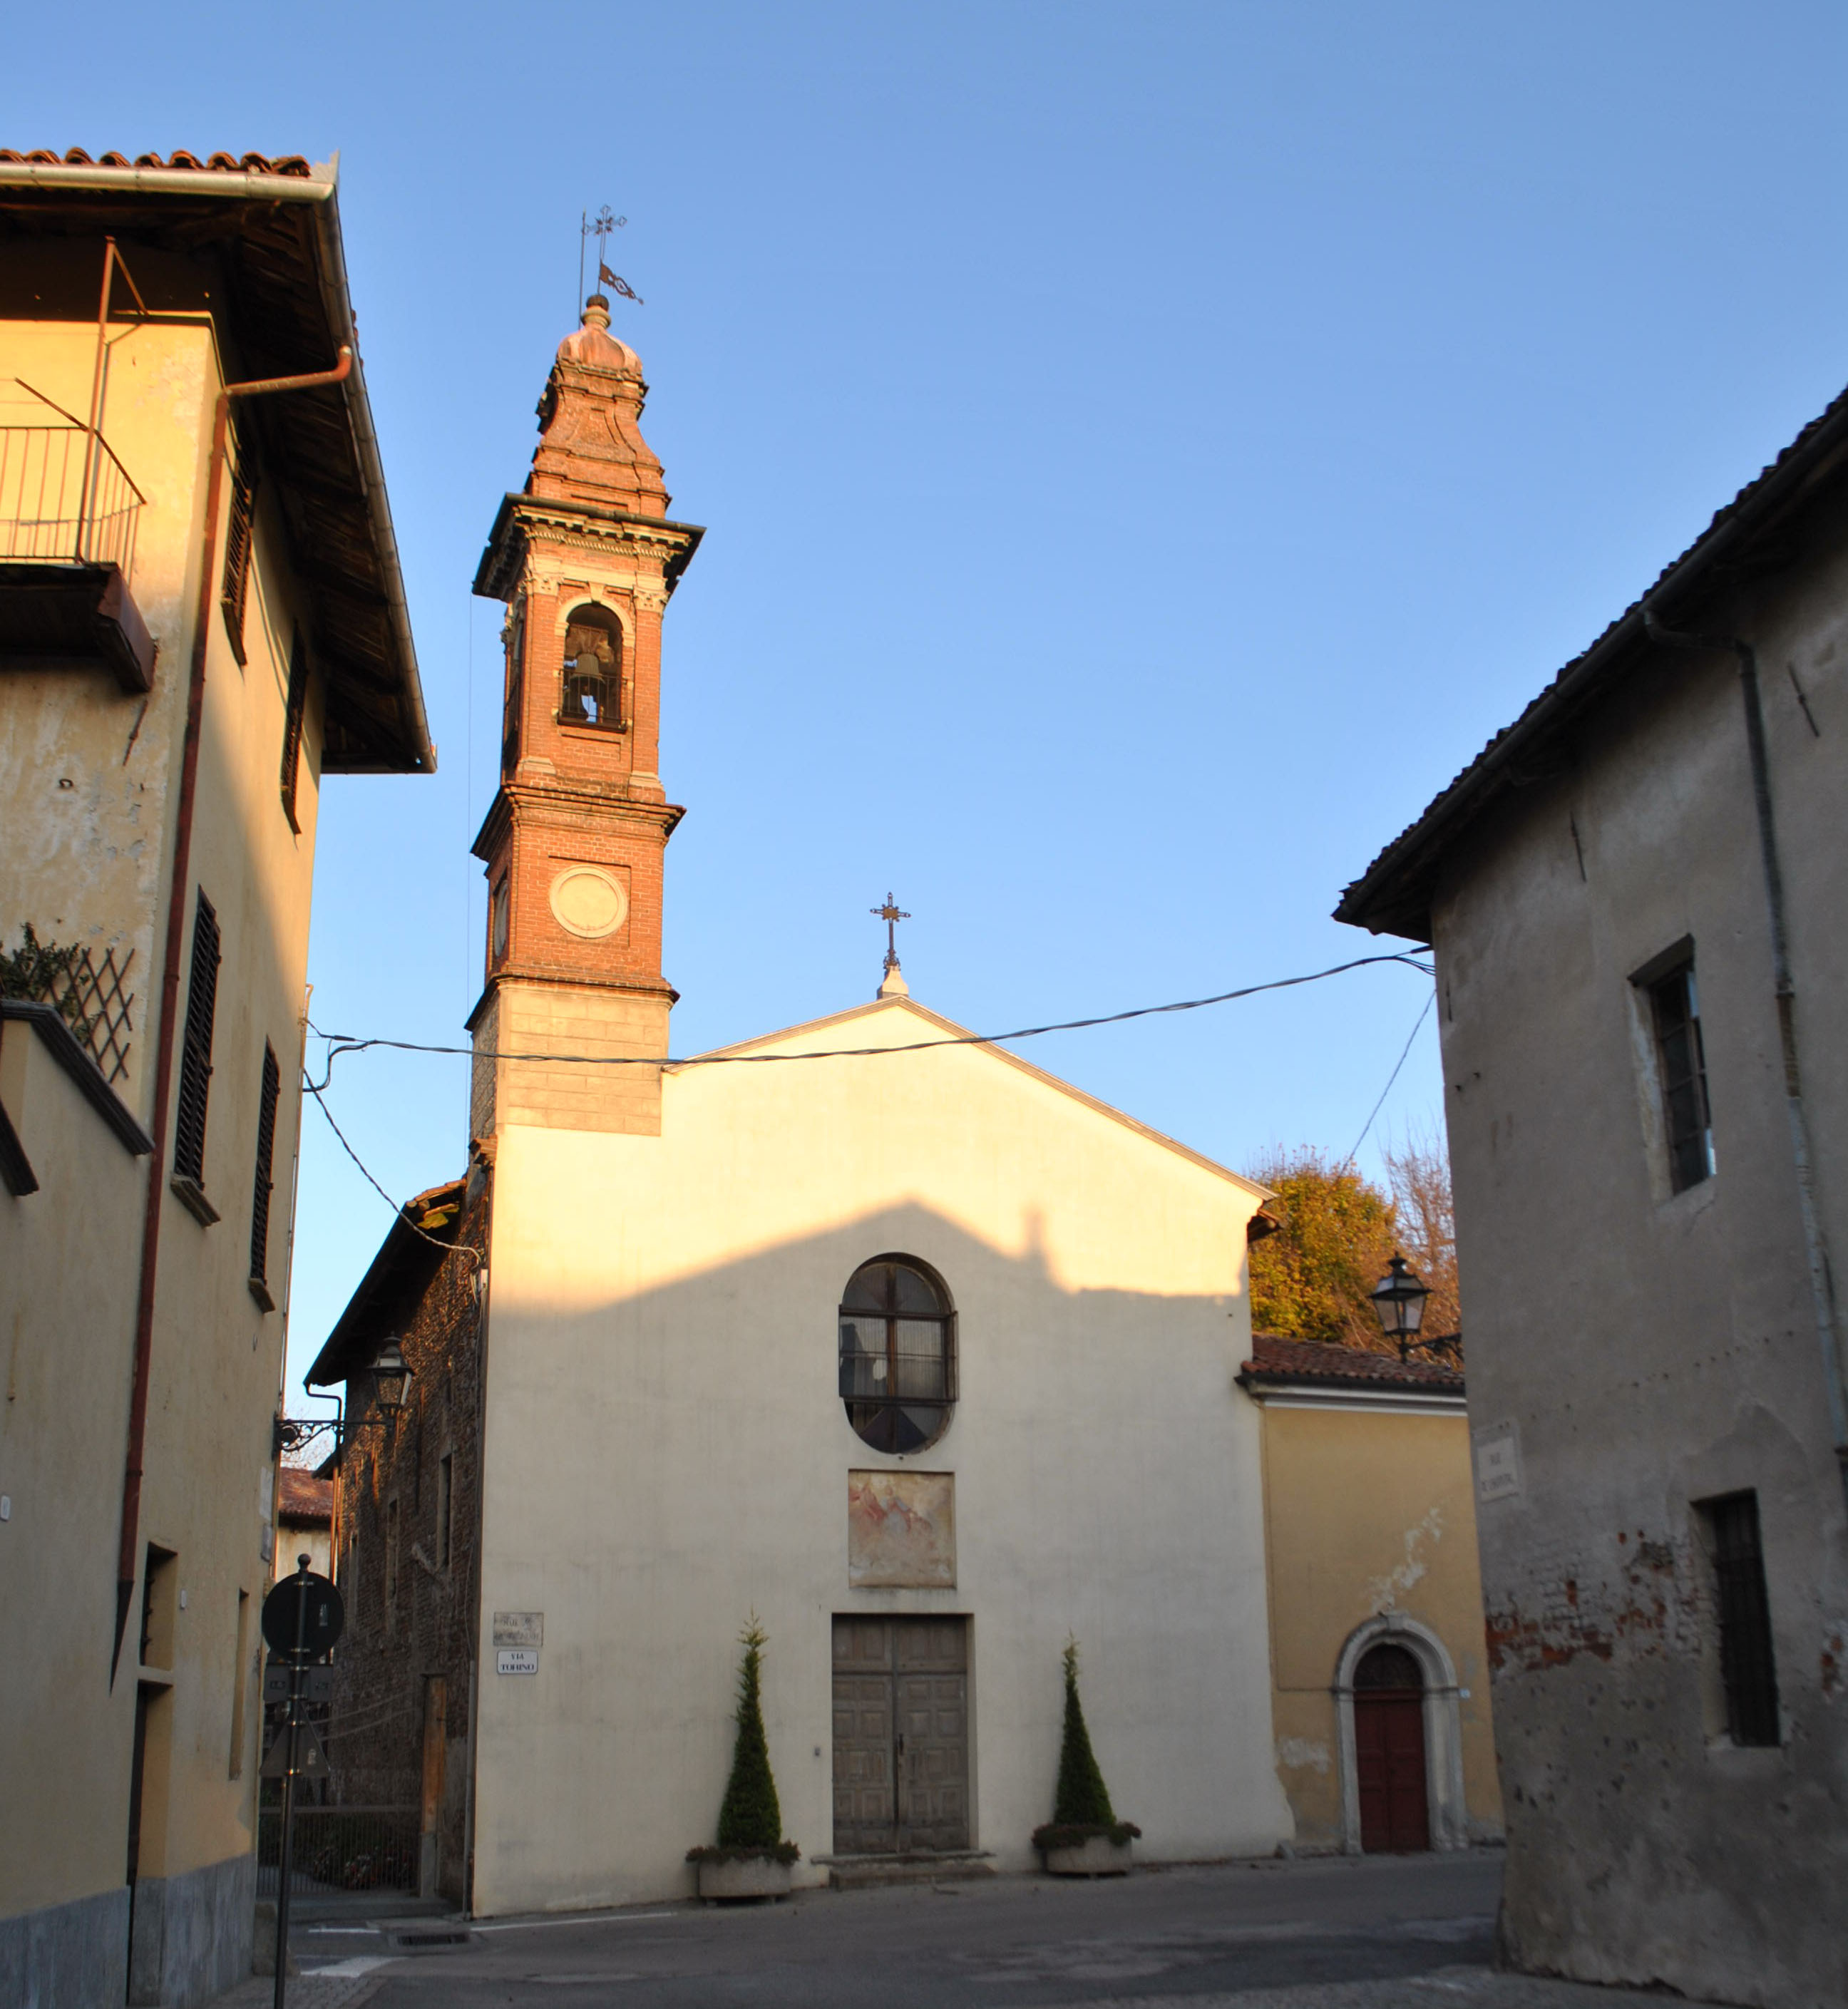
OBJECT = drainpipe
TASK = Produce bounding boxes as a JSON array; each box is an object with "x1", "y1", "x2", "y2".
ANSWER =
[
  {"x1": 1641, "y1": 606, "x2": 1848, "y2": 1512},
  {"x1": 113, "y1": 346, "x2": 354, "y2": 1679}
]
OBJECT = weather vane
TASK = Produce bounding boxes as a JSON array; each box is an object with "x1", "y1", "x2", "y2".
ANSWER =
[
  {"x1": 579, "y1": 205, "x2": 644, "y2": 312},
  {"x1": 871, "y1": 892, "x2": 910, "y2": 975}
]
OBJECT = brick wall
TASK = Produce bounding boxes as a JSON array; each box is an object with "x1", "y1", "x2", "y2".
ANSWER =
[{"x1": 328, "y1": 1170, "x2": 491, "y2": 1906}]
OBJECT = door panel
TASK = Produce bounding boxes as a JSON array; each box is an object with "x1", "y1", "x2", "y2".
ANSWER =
[
  {"x1": 1356, "y1": 1692, "x2": 1428, "y2": 1852},
  {"x1": 833, "y1": 1617, "x2": 968, "y2": 1854}
]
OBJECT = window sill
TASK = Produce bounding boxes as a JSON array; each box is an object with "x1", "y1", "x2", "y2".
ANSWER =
[
  {"x1": 554, "y1": 716, "x2": 628, "y2": 737},
  {"x1": 170, "y1": 1173, "x2": 220, "y2": 1226},
  {"x1": 248, "y1": 1275, "x2": 276, "y2": 1312}
]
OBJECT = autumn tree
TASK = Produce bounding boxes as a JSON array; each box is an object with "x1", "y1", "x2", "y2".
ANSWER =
[{"x1": 1246, "y1": 1131, "x2": 1461, "y2": 1355}]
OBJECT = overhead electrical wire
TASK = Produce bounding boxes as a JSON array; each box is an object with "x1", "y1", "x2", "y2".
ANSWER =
[
  {"x1": 300, "y1": 949, "x2": 1435, "y2": 1247},
  {"x1": 302, "y1": 951, "x2": 1431, "y2": 1092}
]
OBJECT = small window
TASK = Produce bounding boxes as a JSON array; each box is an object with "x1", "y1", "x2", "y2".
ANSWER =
[
  {"x1": 838, "y1": 1257, "x2": 956, "y2": 1453},
  {"x1": 489, "y1": 876, "x2": 510, "y2": 967},
  {"x1": 279, "y1": 627, "x2": 309, "y2": 831},
  {"x1": 1699, "y1": 1491, "x2": 1780, "y2": 1746},
  {"x1": 140, "y1": 1544, "x2": 178, "y2": 1670},
  {"x1": 502, "y1": 599, "x2": 526, "y2": 771},
  {"x1": 1643, "y1": 955, "x2": 1714, "y2": 1192},
  {"x1": 250, "y1": 1043, "x2": 280, "y2": 1293},
  {"x1": 437, "y1": 1451, "x2": 454, "y2": 1569},
  {"x1": 386, "y1": 1498, "x2": 400, "y2": 1618},
  {"x1": 559, "y1": 607, "x2": 622, "y2": 730},
  {"x1": 173, "y1": 892, "x2": 220, "y2": 1189},
  {"x1": 220, "y1": 449, "x2": 258, "y2": 666}
]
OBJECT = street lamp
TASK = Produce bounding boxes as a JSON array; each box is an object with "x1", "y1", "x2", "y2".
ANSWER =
[
  {"x1": 368, "y1": 1338, "x2": 411, "y2": 1416},
  {"x1": 1370, "y1": 1254, "x2": 1432, "y2": 1362},
  {"x1": 272, "y1": 1339, "x2": 412, "y2": 1457}
]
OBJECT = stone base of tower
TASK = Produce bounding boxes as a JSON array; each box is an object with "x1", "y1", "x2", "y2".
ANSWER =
[{"x1": 470, "y1": 980, "x2": 670, "y2": 1139}]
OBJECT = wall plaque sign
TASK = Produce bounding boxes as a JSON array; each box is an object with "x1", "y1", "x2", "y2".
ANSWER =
[
  {"x1": 848, "y1": 1470, "x2": 955, "y2": 1588},
  {"x1": 496, "y1": 1650, "x2": 539, "y2": 1676},
  {"x1": 493, "y1": 1610, "x2": 544, "y2": 1648},
  {"x1": 1472, "y1": 1423, "x2": 1524, "y2": 1504}
]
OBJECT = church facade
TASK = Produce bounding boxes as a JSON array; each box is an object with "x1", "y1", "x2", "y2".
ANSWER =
[{"x1": 310, "y1": 298, "x2": 1294, "y2": 1911}]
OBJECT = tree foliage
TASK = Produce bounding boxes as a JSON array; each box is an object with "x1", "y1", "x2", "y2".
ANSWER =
[
  {"x1": 1052, "y1": 1638, "x2": 1116, "y2": 1828},
  {"x1": 714, "y1": 1618, "x2": 783, "y2": 1851},
  {"x1": 1247, "y1": 1131, "x2": 1460, "y2": 1353}
]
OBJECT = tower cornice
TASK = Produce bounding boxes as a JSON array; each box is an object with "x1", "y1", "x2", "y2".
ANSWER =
[
  {"x1": 472, "y1": 492, "x2": 704, "y2": 602},
  {"x1": 470, "y1": 780, "x2": 685, "y2": 866}
]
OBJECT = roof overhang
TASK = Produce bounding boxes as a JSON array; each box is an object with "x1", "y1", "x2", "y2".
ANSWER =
[
  {"x1": 304, "y1": 1176, "x2": 463, "y2": 1389},
  {"x1": 0, "y1": 151, "x2": 434, "y2": 774},
  {"x1": 1335, "y1": 380, "x2": 1848, "y2": 941},
  {"x1": 472, "y1": 490, "x2": 704, "y2": 603}
]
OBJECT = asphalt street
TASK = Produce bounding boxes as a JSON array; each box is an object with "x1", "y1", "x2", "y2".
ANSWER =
[{"x1": 262, "y1": 1851, "x2": 1534, "y2": 2009}]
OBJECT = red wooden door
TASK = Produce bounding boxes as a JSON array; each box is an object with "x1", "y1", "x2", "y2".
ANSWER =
[{"x1": 1355, "y1": 1692, "x2": 1429, "y2": 1851}]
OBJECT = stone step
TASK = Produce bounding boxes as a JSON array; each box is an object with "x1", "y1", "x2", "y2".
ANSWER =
[{"x1": 825, "y1": 1852, "x2": 995, "y2": 1891}]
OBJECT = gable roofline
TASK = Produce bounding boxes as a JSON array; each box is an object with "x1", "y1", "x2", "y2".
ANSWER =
[
  {"x1": 304, "y1": 1173, "x2": 466, "y2": 1389},
  {"x1": 671, "y1": 993, "x2": 1270, "y2": 1201},
  {"x1": 1335, "y1": 376, "x2": 1848, "y2": 942}
]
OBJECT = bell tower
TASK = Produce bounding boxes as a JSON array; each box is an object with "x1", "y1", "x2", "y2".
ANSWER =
[{"x1": 468, "y1": 294, "x2": 704, "y2": 1139}]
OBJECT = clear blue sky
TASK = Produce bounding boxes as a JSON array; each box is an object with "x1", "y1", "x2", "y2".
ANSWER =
[{"x1": 14, "y1": 4, "x2": 1848, "y2": 1397}]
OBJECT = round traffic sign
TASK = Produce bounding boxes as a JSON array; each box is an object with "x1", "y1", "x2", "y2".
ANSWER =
[{"x1": 262, "y1": 1568, "x2": 344, "y2": 1660}]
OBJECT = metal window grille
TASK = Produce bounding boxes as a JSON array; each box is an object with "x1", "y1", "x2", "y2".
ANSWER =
[
  {"x1": 1648, "y1": 962, "x2": 1713, "y2": 1192},
  {"x1": 220, "y1": 448, "x2": 258, "y2": 665},
  {"x1": 560, "y1": 615, "x2": 622, "y2": 729},
  {"x1": 172, "y1": 892, "x2": 220, "y2": 1186},
  {"x1": 250, "y1": 1043, "x2": 280, "y2": 1285},
  {"x1": 838, "y1": 1258, "x2": 956, "y2": 1454},
  {"x1": 1703, "y1": 1491, "x2": 1780, "y2": 1747},
  {"x1": 279, "y1": 629, "x2": 309, "y2": 831}
]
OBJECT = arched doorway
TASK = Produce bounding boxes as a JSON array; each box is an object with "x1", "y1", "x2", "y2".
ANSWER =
[{"x1": 1353, "y1": 1643, "x2": 1428, "y2": 1851}]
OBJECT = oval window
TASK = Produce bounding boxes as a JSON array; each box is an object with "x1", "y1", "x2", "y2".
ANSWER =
[{"x1": 837, "y1": 1257, "x2": 956, "y2": 1453}]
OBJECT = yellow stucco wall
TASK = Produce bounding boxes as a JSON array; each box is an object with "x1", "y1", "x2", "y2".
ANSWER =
[
  {"x1": 1257, "y1": 1401, "x2": 1503, "y2": 1849},
  {"x1": 1, "y1": 309, "x2": 328, "y2": 1938}
]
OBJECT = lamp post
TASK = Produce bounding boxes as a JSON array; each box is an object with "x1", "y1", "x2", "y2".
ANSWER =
[{"x1": 1370, "y1": 1254, "x2": 1433, "y2": 1362}]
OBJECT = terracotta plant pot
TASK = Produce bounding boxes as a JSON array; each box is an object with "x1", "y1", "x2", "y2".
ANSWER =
[
  {"x1": 695, "y1": 1854, "x2": 794, "y2": 1901},
  {"x1": 1042, "y1": 1835, "x2": 1133, "y2": 1876}
]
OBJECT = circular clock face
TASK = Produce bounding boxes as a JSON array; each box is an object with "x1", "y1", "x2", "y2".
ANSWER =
[{"x1": 549, "y1": 865, "x2": 628, "y2": 940}]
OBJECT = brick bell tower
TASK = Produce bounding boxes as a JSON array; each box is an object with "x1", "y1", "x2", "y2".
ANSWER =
[{"x1": 468, "y1": 294, "x2": 704, "y2": 1139}]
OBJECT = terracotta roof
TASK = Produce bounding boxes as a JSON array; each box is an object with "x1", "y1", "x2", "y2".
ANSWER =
[
  {"x1": 279, "y1": 1469, "x2": 334, "y2": 1522},
  {"x1": 1335, "y1": 378, "x2": 1848, "y2": 940},
  {"x1": 1240, "y1": 1331, "x2": 1465, "y2": 1394},
  {"x1": 0, "y1": 148, "x2": 313, "y2": 174}
]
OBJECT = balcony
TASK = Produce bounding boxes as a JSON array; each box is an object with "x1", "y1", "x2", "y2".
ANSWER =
[{"x1": 0, "y1": 380, "x2": 155, "y2": 691}]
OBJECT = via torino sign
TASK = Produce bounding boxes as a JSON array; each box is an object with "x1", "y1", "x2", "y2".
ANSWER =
[{"x1": 497, "y1": 1649, "x2": 540, "y2": 1675}]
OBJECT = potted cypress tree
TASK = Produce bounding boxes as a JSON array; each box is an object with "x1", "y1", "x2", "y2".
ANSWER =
[
  {"x1": 687, "y1": 1618, "x2": 801, "y2": 1900},
  {"x1": 1032, "y1": 1639, "x2": 1140, "y2": 1875}
]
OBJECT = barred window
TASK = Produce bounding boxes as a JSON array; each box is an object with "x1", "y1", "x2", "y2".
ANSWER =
[
  {"x1": 560, "y1": 607, "x2": 622, "y2": 730},
  {"x1": 220, "y1": 449, "x2": 258, "y2": 666},
  {"x1": 1700, "y1": 1491, "x2": 1780, "y2": 1747},
  {"x1": 838, "y1": 1257, "x2": 956, "y2": 1453},
  {"x1": 172, "y1": 891, "x2": 220, "y2": 1189},
  {"x1": 280, "y1": 628, "x2": 309, "y2": 831},
  {"x1": 249, "y1": 1042, "x2": 281, "y2": 1291},
  {"x1": 1645, "y1": 955, "x2": 1713, "y2": 1192}
]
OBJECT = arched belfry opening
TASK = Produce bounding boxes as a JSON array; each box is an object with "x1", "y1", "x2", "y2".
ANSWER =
[{"x1": 560, "y1": 605, "x2": 622, "y2": 729}]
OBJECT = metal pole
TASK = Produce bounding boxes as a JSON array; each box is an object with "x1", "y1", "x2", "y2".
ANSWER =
[{"x1": 272, "y1": 1556, "x2": 310, "y2": 2009}]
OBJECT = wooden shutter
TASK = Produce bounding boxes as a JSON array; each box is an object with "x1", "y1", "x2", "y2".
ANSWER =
[
  {"x1": 172, "y1": 892, "x2": 220, "y2": 1185},
  {"x1": 220, "y1": 451, "x2": 258, "y2": 667},
  {"x1": 280, "y1": 628, "x2": 309, "y2": 831},
  {"x1": 249, "y1": 1042, "x2": 281, "y2": 1283}
]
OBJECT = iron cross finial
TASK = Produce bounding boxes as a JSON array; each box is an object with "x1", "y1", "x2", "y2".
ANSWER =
[{"x1": 871, "y1": 892, "x2": 910, "y2": 972}]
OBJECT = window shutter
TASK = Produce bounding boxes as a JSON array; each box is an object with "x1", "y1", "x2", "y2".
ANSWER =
[
  {"x1": 220, "y1": 451, "x2": 258, "y2": 666},
  {"x1": 172, "y1": 892, "x2": 220, "y2": 1186},
  {"x1": 280, "y1": 628, "x2": 309, "y2": 831},
  {"x1": 250, "y1": 1042, "x2": 281, "y2": 1283}
]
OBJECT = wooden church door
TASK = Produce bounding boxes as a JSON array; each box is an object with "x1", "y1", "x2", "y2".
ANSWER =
[
  {"x1": 1354, "y1": 1642, "x2": 1429, "y2": 1852},
  {"x1": 832, "y1": 1617, "x2": 969, "y2": 1854}
]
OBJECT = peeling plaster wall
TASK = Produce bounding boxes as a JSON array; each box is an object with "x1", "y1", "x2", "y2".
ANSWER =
[{"x1": 1428, "y1": 508, "x2": 1848, "y2": 2008}]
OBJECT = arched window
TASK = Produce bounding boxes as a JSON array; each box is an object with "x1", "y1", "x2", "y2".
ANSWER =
[
  {"x1": 838, "y1": 1257, "x2": 956, "y2": 1453},
  {"x1": 560, "y1": 606, "x2": 622, "y2": 729},
  {"x1": 1355, "y1": 1643, "x2": 1424, "y2": 1692}
]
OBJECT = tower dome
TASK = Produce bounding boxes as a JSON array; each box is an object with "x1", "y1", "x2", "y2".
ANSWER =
[{"x1": 529, "y1": 294, "x2": 668, "y2": 517}]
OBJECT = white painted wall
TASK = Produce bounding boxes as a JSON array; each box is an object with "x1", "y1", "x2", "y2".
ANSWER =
[{"x1": 469, "y1": 994, "x2": 1291, "y2": 1912}]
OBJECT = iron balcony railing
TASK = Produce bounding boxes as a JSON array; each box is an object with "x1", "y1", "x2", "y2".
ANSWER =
[{"x1": 0, "y1": 379, "x2": 145, "y2": 578}]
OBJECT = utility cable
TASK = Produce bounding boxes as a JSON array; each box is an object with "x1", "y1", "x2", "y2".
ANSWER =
[
  {"x1": 303, "y1": 951, "x2": 1432, "y2": 1092},
  {"x1": 1342, "y1": 990, "x2": 1435, "y2": 1170}
]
